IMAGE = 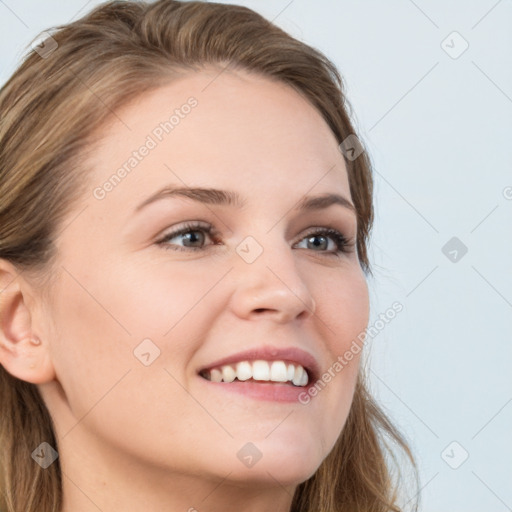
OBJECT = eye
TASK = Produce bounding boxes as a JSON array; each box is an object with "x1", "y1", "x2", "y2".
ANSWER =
[
  {"x1": 294, "y1": 228, "x2": 355, "y2": 256},
  {"x1": 156, "y1": 221, "x2": 217, "y2": 251},
  {"x1": 156, "y1": 222, "x2": 355, "y2": 256}
]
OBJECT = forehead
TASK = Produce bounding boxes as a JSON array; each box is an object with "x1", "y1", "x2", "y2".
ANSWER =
[{"x1": 84, "y1": 68, "x2": 350, "y2": 208}]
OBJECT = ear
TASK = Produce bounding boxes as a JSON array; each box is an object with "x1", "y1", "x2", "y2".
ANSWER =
[{"x1": 0, "y1": 259, "x2": 56, "y2": 384}]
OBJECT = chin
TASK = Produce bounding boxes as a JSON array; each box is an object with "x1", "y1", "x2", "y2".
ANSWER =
[
  {"x1": 228, "y1": 459, "x2": 321, "y2": 489},
  {"x1": 221, "y1": 439, "x2": 326, "y2": 488}
]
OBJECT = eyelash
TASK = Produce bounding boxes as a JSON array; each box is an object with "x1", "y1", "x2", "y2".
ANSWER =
[{"x1": 156, "y1": 221, "x2": 355, "y2": 257}]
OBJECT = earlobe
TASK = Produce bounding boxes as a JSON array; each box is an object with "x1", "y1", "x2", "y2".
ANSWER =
[
  {"x1": 0, "y1": 261, "x2": 56, "y2": 384},
  {"x1": 0, "y1": 335, "x2": 56, "y2": 384}
]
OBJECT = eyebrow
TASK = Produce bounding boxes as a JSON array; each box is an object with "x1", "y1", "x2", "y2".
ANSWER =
[{"x1": 134, "y1": 186, "x2": 356, "y2": 215}]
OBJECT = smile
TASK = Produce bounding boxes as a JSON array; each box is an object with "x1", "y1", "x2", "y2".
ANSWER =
[{"x1": 199, "y1": 359, "x2": 309, "y2": 387}]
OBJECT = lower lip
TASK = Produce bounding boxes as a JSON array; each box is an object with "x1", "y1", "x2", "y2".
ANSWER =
[{"x1": 198, "y1": 377, "x2": 311, "y2": 403}]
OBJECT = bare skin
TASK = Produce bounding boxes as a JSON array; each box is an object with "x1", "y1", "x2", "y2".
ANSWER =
[{"x1": 0, "y1": 68, "x2": 369, "y2": 512}]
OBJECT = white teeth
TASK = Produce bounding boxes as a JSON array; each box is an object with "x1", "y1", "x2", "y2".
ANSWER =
[
  {"x1": 221, "y1": 365, "x2": 236, "y2": 383},
  {"x1": 211, "y1": 368, "x2": 223, "y2": 382},
  {"x1": 292, "y1": 365, "x2": 304, "y2": 387},
  {"x1": 252, "y1": 360, "x2": 270, "y2": 381},
  {"x1": 287, "y1": 363, "x2": 295, "y2": 381},
  {"x1": 270, "y1": 361, "x2": 288, "y2": 382},
  {"x1": 235, "y1": 361, "x2": 252, "y2": 381},
  {"x1": 202, "y1": 359, "x2": 309, "y2": 387}
]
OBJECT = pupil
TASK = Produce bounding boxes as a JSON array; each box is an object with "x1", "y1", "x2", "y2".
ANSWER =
[
  {"x1": 185, "y1": 231, "x2": 203, "y2": 246},
  {"x1": 309, "y1": 235, "x2": 326, "y2": 250}
]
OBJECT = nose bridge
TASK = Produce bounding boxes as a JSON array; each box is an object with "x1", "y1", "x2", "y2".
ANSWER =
[{"x1": 230, "y1": 230, "x2": 316, "y2": 319}]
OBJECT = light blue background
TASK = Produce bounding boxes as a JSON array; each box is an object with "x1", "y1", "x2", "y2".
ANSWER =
[{"x1": 1, "y1": 1, "x2": 511, "y2": 511}]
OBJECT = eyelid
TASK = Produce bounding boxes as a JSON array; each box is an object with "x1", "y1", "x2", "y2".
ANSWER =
[
  {"x1": 295, "y1": 226, "x2": 356, "y2": 255},
  {"x1": 157, "y1": 220, "x2": 217, "y2": 241},
  {"x1": 156, "y1": 220, "x2": 355, "y2": 256}
]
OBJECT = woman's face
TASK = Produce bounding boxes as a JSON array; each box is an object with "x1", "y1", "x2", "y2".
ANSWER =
[{"x1": 37, "y1": 68, "x2": 369, "y2": 490}]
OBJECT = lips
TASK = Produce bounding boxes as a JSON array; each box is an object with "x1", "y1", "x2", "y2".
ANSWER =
[{"x1": 197, "y1": 346, "x2": 320, "y2": 387}]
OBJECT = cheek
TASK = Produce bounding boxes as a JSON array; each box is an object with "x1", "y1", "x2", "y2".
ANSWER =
[
  {"x1": 107, "y1": 259, "x2": 226, "y2": 363},
  {"x1": 46, "y1": 274, "x2": 133, "y2": 421},
  {"x1": 45, "y1": 264, "x2": 207, "y2": 460},
  {"x1": 319, "y1": 266, "x2": 369, "y2": 354},
  {"x1": 306, "y1": 267, "x2": 368, "y2": 435},
  {"x1": 48, "y1": 254, "x2": 225, "y2": 394}
]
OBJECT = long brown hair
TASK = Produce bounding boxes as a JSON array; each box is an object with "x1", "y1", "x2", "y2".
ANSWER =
[{"x1": 0, "y1": 1, "x2": 418, "y2": 510}]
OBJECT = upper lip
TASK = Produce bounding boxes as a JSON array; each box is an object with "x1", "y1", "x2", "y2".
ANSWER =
[{"x1": 198, "y1": 345, "x2": 320, "y2": 383}]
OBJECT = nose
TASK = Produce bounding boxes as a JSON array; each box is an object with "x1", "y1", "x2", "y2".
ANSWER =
[{"x1": 229, "y1": 239, "x2": 317, "y2": 324}]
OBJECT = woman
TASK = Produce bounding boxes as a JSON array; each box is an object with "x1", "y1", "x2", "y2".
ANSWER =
[{"x1": 0, "y1": 1, "x2": 418, "y2": 511}]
